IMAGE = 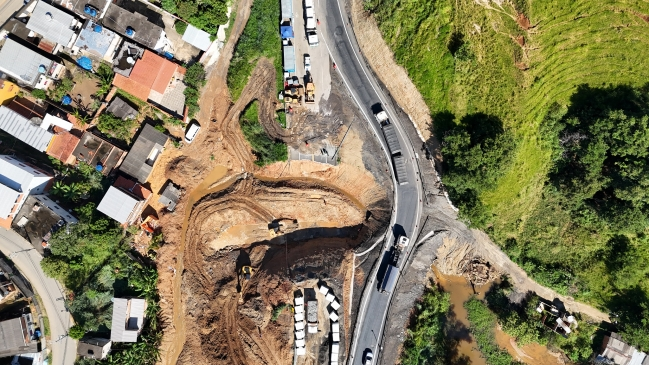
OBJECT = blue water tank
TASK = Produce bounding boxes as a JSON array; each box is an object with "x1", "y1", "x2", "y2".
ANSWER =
[
  {"x1": 95, "y1": 164, "x2": 103, "y2": 172},
  {"x1": 62, "y1": 95, "x2": 72, "y2": 105},
  {"x1": 93, "y1": 24, "x2": 102, "y2": 33},
  {"x1": 125, "y1": 26, "x2": 135, "y2": 37},
  {"x1": 84, "y1": 5, "x2": 97, "y2": 17}
]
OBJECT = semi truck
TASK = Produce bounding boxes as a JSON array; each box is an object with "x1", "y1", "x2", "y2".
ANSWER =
[
  {"x1": 380, "y1": 235, "x2": 409, "y2": 294},
  {"x1": 375, "y1": 108, "x2": 408, "y2": 185}
]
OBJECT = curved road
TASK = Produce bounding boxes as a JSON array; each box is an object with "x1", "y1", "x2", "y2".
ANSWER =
[
  {"x1": 314, "y1": 0, "x2": 425, "y2": 363},
  {"x1": 0, "y1": 228, "x2": 75, "y2": 365}
]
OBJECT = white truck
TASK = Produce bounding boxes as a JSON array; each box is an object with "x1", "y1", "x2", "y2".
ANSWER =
[{"x1": 304, "y1": 0, "x2": 319, "y2": 46}]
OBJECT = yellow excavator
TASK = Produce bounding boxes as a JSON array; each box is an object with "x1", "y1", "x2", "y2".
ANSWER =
[
  {"x1": 238, "y1": 266, "x2": 254, "y2": 303},
  {"x1": 241, "y1": 266, "x2": 253, "y2": 281}
]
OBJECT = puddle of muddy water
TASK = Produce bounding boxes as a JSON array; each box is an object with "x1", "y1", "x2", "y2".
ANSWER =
[{"x1": 433, "y1": 267, "x2": 562, "y2": 365}]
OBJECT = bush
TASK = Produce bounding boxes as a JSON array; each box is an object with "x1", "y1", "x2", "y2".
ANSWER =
[
  {"x1": 175, "y1": 20, "x2": 188, "y2": 35},
  {"x1": 183, "y1": 63, "x2": 206, "y2": 118},
  {"x1": 68, "y1": 325, "x2": 85, "y2": 340},
  {"x1": 49, "y1": 78, "x2": 74, "y2": 102},
  {"x1": 271, "y1": 303, "x2": 287, "y2": 321},
  {"x1": 465, "y1": 297, "x2": 522, "y2": 365},
  {"x1": 161, "y1": 0, "x2": 176, "y2": 14},
  {"x1": 96, "y1": 112, "x2": 136, "y2": 142},
  {"x1": 239, "y1": 101, "x2": 288, "y2": 166},
  {"x1": 31, "y1": 89, "x2": 47, "y2": 100}
]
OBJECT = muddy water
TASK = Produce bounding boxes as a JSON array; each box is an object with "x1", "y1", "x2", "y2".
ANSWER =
[
  {"x1": 166, "y1": 165, "x2": 233, "y2": 365},
  {"x1": 433, "y1": 267, "x2": 562, "y2": 365}
]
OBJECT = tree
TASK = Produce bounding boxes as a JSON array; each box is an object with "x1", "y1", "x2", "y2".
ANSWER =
[
  {"x1": 161, "y1": 0, "x2": 177, "y2": 14},
  {"x1": 31, "y1": 89, "x2": 47, "y2": 100},
  {"x1": 68, "y1": 324, "x2": 85, "y2": 339},
  {"x1": 97, "y1": 112, "x2": 136, "y2": 142},
  {"x1": 95, "y1": 63, "x2": 114, "y2": 98}
]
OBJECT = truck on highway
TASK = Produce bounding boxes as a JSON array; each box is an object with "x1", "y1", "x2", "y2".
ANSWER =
[
  {"x1": 380, "y1": 264, "x2": 400, "y2": 294},
  {"x1": 374, "y1": 107, "x2": 408, "y2": 184}
]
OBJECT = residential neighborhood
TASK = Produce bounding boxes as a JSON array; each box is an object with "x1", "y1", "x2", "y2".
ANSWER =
[{"x1": 0, "y1": 0, "x2": 220, "y2": 363}]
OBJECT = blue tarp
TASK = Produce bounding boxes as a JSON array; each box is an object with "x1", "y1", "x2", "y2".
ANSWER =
[
  {"x1": 280, "y1": 26, "x2": 294, "y2": 38},
  {"x1": 77, "y1": 56, "x2": 92, "y2": 70},
  {"x1": 62, "y1": 95, "x2": 72, "y2": 105}
]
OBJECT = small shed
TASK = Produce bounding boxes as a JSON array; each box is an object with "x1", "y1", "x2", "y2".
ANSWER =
[
  {"x1": 158, "y1": 181, "x2": 181, "y2": 212},
  {"x1": 182, "y1": 24, "x2": 211, "y2": 51},
  {"x1": 77, "y1": 337, "x2": 111, "y2": 360},
  {"x1": 106, "y1": 97, "x2": 138, "y2": 121}
]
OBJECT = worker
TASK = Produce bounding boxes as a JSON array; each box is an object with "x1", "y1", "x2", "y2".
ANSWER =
[{"x1": 333, "y1": 62, "x2": 337, "y2": 70}]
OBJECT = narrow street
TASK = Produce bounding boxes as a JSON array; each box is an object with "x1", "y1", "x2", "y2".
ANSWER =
[{"x1": 0, "y1": 228, "x2": 76, "y2": 365}]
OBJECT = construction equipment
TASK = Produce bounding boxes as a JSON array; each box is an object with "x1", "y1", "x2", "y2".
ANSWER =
[
  {"x1": 241, "y1": 266, "x2": 253, "y2": 280},
  {"x1": 305, "y1": 74, "x2": 315, "y2": 104}
]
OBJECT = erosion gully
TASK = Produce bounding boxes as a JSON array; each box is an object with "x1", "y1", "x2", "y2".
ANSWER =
[{"x1": 434, "y1": 267, "x2": 562, "y2": 365}]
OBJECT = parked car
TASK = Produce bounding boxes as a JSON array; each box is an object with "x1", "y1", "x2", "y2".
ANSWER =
[
  {"x1": 364, "y1": 350, "x2": 374, "y2": 365},
  {"x1": 304, "y1": 54, "x2": 311, "y2": 72},
  {"x1": 184, "y1": 122, "x2": 201, "y2": 143}
]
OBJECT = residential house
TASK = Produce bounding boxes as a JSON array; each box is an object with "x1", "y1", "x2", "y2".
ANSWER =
[
  {"x1": 110, "y1": 298, "x2": 146, "y2": 342},
  {"x1": 119, "y1": 124, "x2": 168, "y2": 183},
  {"x1": 0, "y1": 155, "x2": 52, "y2": 229},
  {"x1": 6, "y1": 97, "x2": 47, "y2": 120},
  {"x1": 71, "y1": 131, "x2": 126, "y2": 175},
  {"x1": 0, "y1": 38, "x2": 65, "y2": 89},
  {"x1": 105, "y1": 96, "x2": 138, "y2": 121},
  {"x1": 54, "y1": 0, "x2": 111, "y2": 20},
  {"x1": 101, "y1": 0, "x2": 165, "y2": 51},
  {"x1": 0, "y1": 80, "x2": 19, "y2": 105},
  {"x1": 71, "y1": 20, "x2": 121, "y2": 62},
  {"x1": 112, "y1": 50, "x2": 186, "y2": 116},
  {"x1": 595, "y1": 332, "x2": 648, "y2": 365},
  {"x1": 97, "y1": 176, "x2": 150, "y2": 225},
  {"x1": 0, "y1": 314, "x2": 38, "y2": 358},
  {"x1": 0, "y1": 105, "x2": 53, "y2": 152},
  {"x1": 13, "y1": 194, "x2": 78, "y2": 254},
  {"x1": 77, "y1": 338, "x2": 111, "y2": 360},
  {"x1": 112, "y1": 40, "x2": 143, "y2": 77},
  {"x1": 25, "y1": 0, "x2": 80, "y2": 54}
]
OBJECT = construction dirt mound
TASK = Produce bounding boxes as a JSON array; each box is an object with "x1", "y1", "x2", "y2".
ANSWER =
[{"x1": 153, "y1": 0, "x2": 392, "y2": 362}]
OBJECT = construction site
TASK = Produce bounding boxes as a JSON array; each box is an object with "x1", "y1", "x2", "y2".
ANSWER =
[{"x1": 147, "y1": 0, "x2": 393, "y2": 362}]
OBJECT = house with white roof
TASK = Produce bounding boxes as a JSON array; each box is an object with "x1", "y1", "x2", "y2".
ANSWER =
[
  {"x1": 97, "y1": 176, "x2": 151, "y2": 225},
  {"x1": 0, "y1": 155, "x2": 52, "y2": 228},
  {"x1": 110, "y1": 298, "x2": 146, "y2": 342},
  {"x1": 26, "y1": 0, "x2": 80, "y2": 54},
  {"x1": 0, "y1": 39, "x2": 65, "y2": 89}
]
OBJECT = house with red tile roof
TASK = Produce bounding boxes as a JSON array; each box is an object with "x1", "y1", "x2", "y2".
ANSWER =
[{"x1": 112, "y1": 50, "x2": 186, "y2": 116}]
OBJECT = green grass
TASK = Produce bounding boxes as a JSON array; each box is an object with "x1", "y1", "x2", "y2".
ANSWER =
[
  {"x1": 227, "y1": 0, "x2": 283, "y2": 100},
  {"x1": 276, "y1": 110, "x2": 286, "y2": 128},
  {"x1": 371, "y1": 0, "x2": 649, "y2": 309},
  {"x1": 240, "y1": 101, "x2": 288, "y2": 166}
]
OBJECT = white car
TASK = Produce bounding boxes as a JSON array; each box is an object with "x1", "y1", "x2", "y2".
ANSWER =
[
  {"x1": 364, "y1": 350, "x2": 374, "y2": 365},
  {"x1": 304, "y1": 55, "x2": 311, "y2": 72},
  {"x1": 184, "y1": 122, "x2": 200, "y2": 143}
]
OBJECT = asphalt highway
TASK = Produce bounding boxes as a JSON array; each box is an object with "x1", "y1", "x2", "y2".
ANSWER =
[
  {"x1": 0, "y1": 228, "x2": 76, "y2": 365},
  {"x1": 315, "y1": 0, "x2": 425, "y2": 363}
]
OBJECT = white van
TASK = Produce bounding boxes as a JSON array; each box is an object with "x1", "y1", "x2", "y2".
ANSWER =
[{"x1": 184, "y1": 122, "x2": 200, "y2": 143}]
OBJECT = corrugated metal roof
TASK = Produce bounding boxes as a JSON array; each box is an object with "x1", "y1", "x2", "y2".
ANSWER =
[
  {"x1": 182, "y1": 24, "x2": 211, "y2": 51},
  {"x1": 110, "y1": 298, "x2": 145, "y2": 342},
  {"x1": 119, "y1": 124, "x2": 167, "y2": 183},
  {"x1": 0, "y1": 106, "x2": 53, "y2": 151},
  {"x1": 0, "y1": 155, "x2": 41, "y2": 192},
  {"x1": 97, "y1": 186, "x2": 139, "y2": 224},
  {"x1": 382, "y1": 124, "x2": 401, "y2": 155},
  {"x1": 26, "y1": 1, "x2": 76, "y2": 45},
  {"x1": 281, "y1": 0, "x2": 292, "y2": 19},
  {"x1": 0, "y1": 184, "x2": 20, "y2": 219},
  {"x1": 0, "y1": 317, "x2": 27, "y2": 353},
  {"x1": 283, "y1": 45, "x2": 295, "y2": 72},
  {"x1": 0, "y1": 39, "x2": 54, "y2": 86}
]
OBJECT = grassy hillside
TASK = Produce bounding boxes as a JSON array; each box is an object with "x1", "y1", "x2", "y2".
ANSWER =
[{"x1": 367, "y1": 0, "x2": 649, "y2": 349}]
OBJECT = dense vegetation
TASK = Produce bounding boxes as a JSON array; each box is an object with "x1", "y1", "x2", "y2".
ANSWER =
[
  {"x1": 240, "y1": 101, "x2": 287, "y2": 166},
  {"x1": 183, "y1": 63, "x2": 207, "y2": 118},
  {"x1": 160, "y1": 0, "x2": 227, "y2": 34},
  {"x1": 49, "y1": 158, "x2": 106, "y2": 203},
  {"x1": 484, "y1": 280, "x2": 600, "y2": 363},
  {"x1": 97, "y1": 112, "x2": 137, "y2": 143},
  {"x1": 399, "y1": 284, "x2": 451, "y2": 365},
  {"x1": 464, "y1": 297, "x2": 522, "y2": 365},
  {"x1": 227, "y1": 0, "x2": 283, "y2": 100},
  {"x1": 368, "y1": 0, "x2": 649, "y2": 347},
  {"x1": 42, "y1": 204, "x2": 162, "y2": 365}
]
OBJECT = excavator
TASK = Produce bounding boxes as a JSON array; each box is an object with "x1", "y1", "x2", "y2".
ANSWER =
[
  {"x1": 237, "y1": 266, "x2": 254, "y2": 304},
  {"x1": 241, "y1": 266, "x2": 253, "y2": 281}
]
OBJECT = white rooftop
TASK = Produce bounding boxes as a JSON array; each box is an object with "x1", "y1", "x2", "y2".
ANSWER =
[
  {"x1": 319, "y1": 285, "x2": 329, "y2": 295},
  {"x1": 295, "y1": 339, "x2": 305, "y2": 348},
  {"x1": 111, "y1": 298, "x2": 146, "y2": 342},
  {"x1": 294, "y1": 312, "x2": 304, "y2": 322},
  {"x1": 27, "y1": 1, "x2": 76, "y2": 45},
  {"x1": 331, "y1": 342, "x2": 340, "y2": 355},
  {"x1": 0, "y1": 184, "x2": 21, "y2": 219},
  {"x1": 325, "y1": 293, "x2": 335, "y2": 303},
  {"x1": 332, "y1": 332, "x2": 340, "y2": 342},
  {"x1": 296, "y1": 347, "x2": 306, "y2": 356},
  {"x1": 295, "y1": 304, "x2": 304, "y2": 314},
  {"x1": 97, "y1": 186, "x2": 139, "y2": 224},
  {"x1": 329, "y1": 311, "x2": 339, "y2": 322},
  {"x1": 295, "y1": 330, "x2": 305, "y2": 340},
  {"x1": 0, "y1": 39, "x2": 55, "y2": 87},
  {"x1": 295, "y1": 321, "x2": 305, "y2": 331},
  {"x1": 331, "y1": 322, "x2": 340, "y2": 333},
  {"x1": 294, "y1": 297, "x2": 304, "y2": 306},
  {"x1": 182, "y1": 24, "x2": 211, "y2": 51},
  {"x1": 331, "y1": 300, "x2": 341, "y2": 311},
  {"x1": 0, "y1": 106, "x2": 53, "y2": 151}
]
